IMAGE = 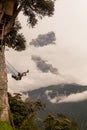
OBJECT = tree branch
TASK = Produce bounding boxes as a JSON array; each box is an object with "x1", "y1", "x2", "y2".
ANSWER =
[{"x1": 4, "y1": 0, "x2": 26, "y2": 36}]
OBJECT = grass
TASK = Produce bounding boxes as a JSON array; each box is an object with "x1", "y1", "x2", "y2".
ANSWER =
[{"x1": 0, "y1": 120, "x2": 13, "y2": 130}]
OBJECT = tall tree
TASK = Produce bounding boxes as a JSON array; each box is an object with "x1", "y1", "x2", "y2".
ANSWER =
[
  {"x1": 8, "y1": 93, "x2": 45, "y2": 129},
  {"x1": 0, "y1": 0, "x2": 55, "y2": 122},
  {"x1": 43, "y1": 114, "x2": 80, "y2": 130}
]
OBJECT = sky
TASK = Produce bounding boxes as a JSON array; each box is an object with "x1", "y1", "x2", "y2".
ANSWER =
[{"x1": 5, "y1": 0, "x2": 87, "y2": 101}]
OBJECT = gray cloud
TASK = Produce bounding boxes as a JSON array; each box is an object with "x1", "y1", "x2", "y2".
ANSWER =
[
  {"x1": 31, "y1": 55, "x2": 59, "y2": 75},
  {"x1": 29, "y1": 31, "x2": 56, "y2": 47}
]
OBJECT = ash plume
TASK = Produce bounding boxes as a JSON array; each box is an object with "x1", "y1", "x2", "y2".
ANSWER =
[
  {"x1": 32, "y1": 55, "x2": 59, "y2": 75},
  {"x1": 29, "y1": 31, "x2": 56, "y2": 47}
]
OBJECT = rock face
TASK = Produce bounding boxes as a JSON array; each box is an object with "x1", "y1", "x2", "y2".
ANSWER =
[{"x1": 0, "y1": 47, "x2": 9, "y2": 122}]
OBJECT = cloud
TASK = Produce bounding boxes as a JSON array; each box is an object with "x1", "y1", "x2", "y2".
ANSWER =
[
  {"x1": 31, "y1": 55, "x2": 59, "y2": 75},
  {"x1": 29, "y1": 31, "x2": 56, "y2": 47},
  {"x1": 6, "y1": 48, "x2": 75, "y2": 94},
  {"x1": 58, "y1": 91, "x2": 87, "y2": 103},
  {"x1": 45, "y1": 90, "x2": 66, "y2": 104},
  {"x1": 45, "y1": 89, "x2": 87, "y2": 104}
]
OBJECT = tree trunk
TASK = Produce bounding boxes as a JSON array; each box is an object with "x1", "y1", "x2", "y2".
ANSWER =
[{"x1": 0, "y1": 46, "x2": 9, "y2": 122}]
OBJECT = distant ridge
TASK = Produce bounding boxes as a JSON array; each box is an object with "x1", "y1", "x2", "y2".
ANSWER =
[{"x1": 25, "y1": 83, "x2": 87, "y2": 130}]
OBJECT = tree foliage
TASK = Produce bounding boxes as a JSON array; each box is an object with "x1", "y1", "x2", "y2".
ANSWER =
[
  {"x1": 19, "y1": 115, "x2": 40, "y2": 130},
  {"x1": 0, "y1": 0, "x2": 55, "y2": 51},
  {"x1": 5, "y1": 20, "x2": 26, "y2": 51},
  {"x1": 43, "y1": 114, "x2": 80, "y2": 130},
  {"x1": 8, "y1": 93, "x2": 45, "y2": 129},
  {"x1": 8, "y1": 93, "x2": 80, "y2": 130}
]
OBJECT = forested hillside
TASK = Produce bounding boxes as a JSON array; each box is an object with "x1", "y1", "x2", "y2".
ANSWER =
[
  {"x1": 0, "y1": 92, "x2": 79, "y2": 130},
  {"x1": 27, "y1": 83, "x2": 87, "y2": 130}
]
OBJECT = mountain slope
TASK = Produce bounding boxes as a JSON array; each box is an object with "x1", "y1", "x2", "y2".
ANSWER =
[{"x1": 26, "y1": 83, "x2": 87, "y2": 130}]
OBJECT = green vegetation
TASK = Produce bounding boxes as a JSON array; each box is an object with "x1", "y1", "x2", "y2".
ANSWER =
[
  {"x1": 7, "y1": 93, "x2": 80, "y2": 130},
  {"x1": 43, "y1": 114, "x2": 79, "y2": 130},
  {"x1": 28, "y1": 84, "x2": 87, "y2": 130},
  {"x1": 8, "y1": 93, "x2": 45, "y2": 130},
  {"x1": 0, "y1": 121, "x2": 13, "y2": 130},
  {"x1": 19, "y1": 116, "x2": 39, "y2": 130}
]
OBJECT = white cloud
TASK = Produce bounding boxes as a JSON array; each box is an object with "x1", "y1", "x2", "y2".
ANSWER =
[
  {"x1": 45, "y1": 90, "x2": 87, "y2": 104},
  {"x1": 59, "y1": 91, "x2": 87, "y2": 103},
  {"x1": 45, "y1": 90, "x2": 53, "y2": 95},
  {"x1": 45, "y1": 90, "x2": 66, "y2": 104}
]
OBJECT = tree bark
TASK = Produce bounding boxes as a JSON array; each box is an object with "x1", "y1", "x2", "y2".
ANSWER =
[
  {"x1": 0, "y1": 46, "x2": 9, "y2": 122},
  {"x1": 4, "y1": 0, "x2": 26, "y2": 36},
  {"x1": 0, "y1": 0, "x2": 26, "y2": 122}
]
